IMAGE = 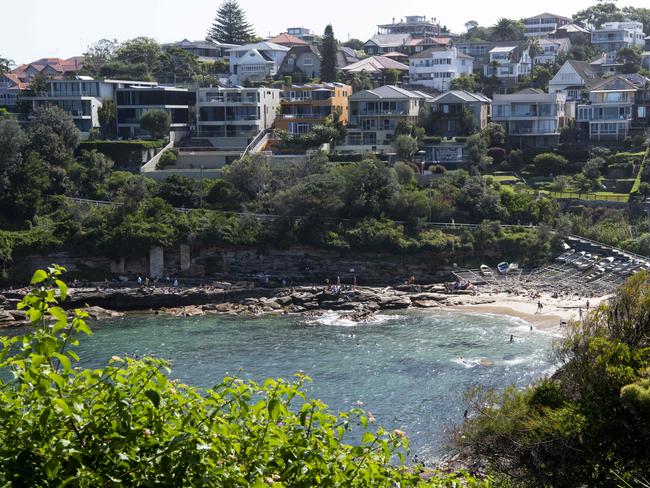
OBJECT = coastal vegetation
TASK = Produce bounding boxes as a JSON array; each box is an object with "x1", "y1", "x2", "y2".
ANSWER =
[
  {"x1": 458, "y1": 271, "x2": 650, "y2": 486},
  {"x1": 0, "y1": 266, "x2": 489, "y2": 486}
]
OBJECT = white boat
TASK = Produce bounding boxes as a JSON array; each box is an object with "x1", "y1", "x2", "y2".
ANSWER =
[
  {"x1": 497, "y1": 262, "x2": 510, "y2": 274},
  {"x1": 509, "y1": 263, "x2": 519, "y2": 272},
  {"x1": 479, "y1": 265, "x2": 493, "y2": 277},
  {"x1": 556, "y1": 250, "x2": 574, "y2": 263}
]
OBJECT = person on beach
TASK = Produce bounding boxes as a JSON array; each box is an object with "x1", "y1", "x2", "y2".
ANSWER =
[
  {"x1": 536, "y1": 301, "x2": 543, "y2": 314},
  {"x1": 586, "y1": 300, "x2": 590, "y2": 310},
  {"x1": 173, "y1": 278, "x2": 178, "y2": 288},
  {"x1": 578, "y1": 307, "x2": 583, "y2": 320},
  {"x1": 509, "y1": 334, "x2": 514, "y2": 343}
]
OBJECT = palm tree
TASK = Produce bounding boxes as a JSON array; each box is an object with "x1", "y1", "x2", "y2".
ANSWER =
[
  {"x1": 491, "y1": 18, "x2": 517, "y2": 41},
  {"x1": 527, "y1": 38, "x2": 542, "y2": 61}
]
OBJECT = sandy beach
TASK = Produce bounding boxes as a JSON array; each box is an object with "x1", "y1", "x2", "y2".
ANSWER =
[{"x1": 448, "y1": 291, "x2": 610, "y2": 334}]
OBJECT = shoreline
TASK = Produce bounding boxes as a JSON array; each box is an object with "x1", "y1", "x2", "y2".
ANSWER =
[{"x1": 1, "y1": 283, "x2": 610, "y2": 330}]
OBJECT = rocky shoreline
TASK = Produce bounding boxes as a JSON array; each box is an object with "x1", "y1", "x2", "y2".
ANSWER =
[{"x1": 0, "y1": 283, "x2": 492, "y2": 327}]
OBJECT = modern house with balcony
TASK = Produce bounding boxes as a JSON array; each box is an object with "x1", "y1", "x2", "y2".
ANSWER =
[
  {"x1": 276, "y1": 83, "x2": 352, "y2": 134},
  {"x1": 492, "y1": 88, "x2": 567, "y2": 148},
  {"x1": 26, "y1": 77, "x2": 192, "y2": 139},
  {"x1": 162, "y1": 39, "x2": 237, "y2": 63},
  {"x1": 227, "y1": 42, "x2": 290, "y2": 84},
  {"x1": 523, "y1": 13, "x2": 572, "y2": 38},
  {"x1": 483, "y1": 44, "x2": 531, "y2": 84},
  {"x1": 287, "y1": 27, "x2": 316, "y2": 44},
  {"x1": 346, "y1": 85, "x2": 425, "y2": 149},
  {"x1": 552, "y1": 23, "x2": 591, "y2": 45},
  {"x1": 424, "y1": 90, "x2": 491, "y2": 137},
  {"x1": 577, "y1": 74, "x2": 647, "y2": 142},
  {"x1": 26, "y1": 77, "x2": 135, "y2": 137},
  {"x1": 115, "y1": 86, "x2": 193, "y2": 139},
  {"x1": 591, "y1": 21, "x2": 645, "y2": 55},
  {"x1": 409, "y1": 46, "x2": 473, "y2": 91},
  {"x1": 195, "y1": 86, "x2": 281, "y2": 149}
]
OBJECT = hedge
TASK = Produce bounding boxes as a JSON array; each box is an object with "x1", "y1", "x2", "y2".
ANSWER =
[{"x1": 77, "y1": 140, "x2": 165, "y2": 166}]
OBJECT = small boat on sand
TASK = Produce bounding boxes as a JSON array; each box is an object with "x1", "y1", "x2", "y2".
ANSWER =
[
  {"x1": 497, "y1": 262, "x2": 510, "y2": 274},
  {"x1": 480, "y1": 265, "x2": 493, "y2": 277}
]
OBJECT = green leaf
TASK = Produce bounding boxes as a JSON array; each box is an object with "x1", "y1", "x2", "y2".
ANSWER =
[
  {"x1": 31, "y1": 269, "x2": 48, "y2": 284},
  {"x1": 53, "y1": 398, "x2": 71, "y2": 416},
  {"x1": 53, "y1": 352, "x2": 71, "y2": 372},
  {"x1": 55, "y1": 280, "x2": 68, "y2": 301},
  {"x1": 145, "y1": 389, "x2": 161, "y2": 408},
  {"x1": 362, "y1": 432, "x2": 375, "y2": 444},
  {"x1": 268, "y1": 398, "x2": 280, "y2": 421}
]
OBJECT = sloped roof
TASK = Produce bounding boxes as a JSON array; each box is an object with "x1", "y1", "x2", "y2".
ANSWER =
[
  {"x1": 428, "y1": 90, "x2": 491, "y2": 104},
  {"x1": 409, "y1": 46, "x2": 474, "y2": 60},
  {"x1": 164, "y1": 39, "x2": 238, "y2": 49},
  {"x1": 515, "y1": 88, "x2": 545, "y2": 95},
  {"x1": 564, "y1": 60, "x2": 602, "y2": 89},
  {"x1": 268, "y1": 33, "x2": 308, "y2": 46},
  {"x1": 525, "y1": 12, "x2": 572, "y2": 22},
  {"x1": 590, "y1": 75, "x2": 642, "y2": 92},
  {"x1": 364, "y1": 33, "x2": 411, "y2": 48},
  {"x1": 349, "y1": 84, "x2": 426, "y2": 100},
  {"x1": 228, "y1": 41, "x2": 290, "y2": 53},
  {"x1": 341, "y1": 55, "x2": 408, "y2": 73},
  {"x1": 556, "y1": 23, "x2": 590, "y2": 34},
  {"x1": 0, "y1": 72, "x2": 28, "y2": 90}
]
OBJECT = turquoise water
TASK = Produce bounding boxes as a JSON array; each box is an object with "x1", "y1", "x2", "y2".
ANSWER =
[{"x1": 56, "y1": 309, "x2": 556, "y2": 461}]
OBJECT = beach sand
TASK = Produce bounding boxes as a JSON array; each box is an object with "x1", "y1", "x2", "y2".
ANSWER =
[{"x1": 448, "y1": 292, "x2": 611, "y2": 334}]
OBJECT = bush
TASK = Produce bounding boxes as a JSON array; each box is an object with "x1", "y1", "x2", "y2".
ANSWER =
[
  {"x1": 487, "y1": 147, "x2": 506, "y2": 164},
  {"x1": 430, "y1": 164, "x2": 447, "y2": 174},
  {"x1": 0, "y1": 266, "x2": 488, "y2": 487},
  {"x1": 156, "y1": 149, "x2": 177, "y2": 169},
  {"x1": 533, "y1": 152, "x2": 568, "y2": 175},
  {"x1": 454, "y1": 137, "x2": 467, "y2": 144},
  {"x1": 77, "y1": 140, "x2": 165, "y2": 166}
]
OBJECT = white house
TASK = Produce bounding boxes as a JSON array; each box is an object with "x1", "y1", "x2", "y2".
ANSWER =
[
  {"x1": 484, "y1": 44, "x2": 531, "y2": 82},
  {"x1": 534, "y1": 38, "x2": 571, "y2": 65},
  {"x1": 591, "y1": 22, "x2": 646, "y2": 54},
  {"x1": 227, "y1": 42, "x2": 290, "y2": 84},
  {"x1": 408, "y1": 46, "x2": 474, "y2": 91}
]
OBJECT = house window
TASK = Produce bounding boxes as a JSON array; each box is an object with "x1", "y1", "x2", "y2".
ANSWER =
[
  {"x1": 638, "y1": 107, "x2": 646, "y2": 118},
  {"x1": 303, "y1": 58, "x2": 313, "y2": 66}
]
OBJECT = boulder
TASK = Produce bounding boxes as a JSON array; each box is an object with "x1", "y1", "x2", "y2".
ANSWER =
[
  {"x1": 84, "y1": 306, "x2": 125, "y2": 320},
  {"x1": 377, "y1": 295, "x2": 411, "y2": 309},
  {"x1": 412, "y1": 300, "x2": 441, "y2": 308}
]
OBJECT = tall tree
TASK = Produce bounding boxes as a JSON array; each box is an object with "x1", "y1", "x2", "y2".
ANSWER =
[
  {"x1": 114, "y1": 37, "x2": 162, "y2": 74},
  {"x1": 82, "y1": 39, "x2": 117, "y2": 77},
  {"x1": 27, "y1": 105, "x2": 80, "y2": 166},
  {"x1": 490, "y1": 18, "x2": 523, "y2": 41},
  {"x1": 573, "y1": 2, "x2": 624, "y2": 29},
  {"x1": 320, "y1": 24, "x2": 337, "y2": 82},
  {"x1": 207, "y1": 0, "x2": 255, "y2": 45}
]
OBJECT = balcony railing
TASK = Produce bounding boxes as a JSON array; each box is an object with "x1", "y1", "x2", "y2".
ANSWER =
[{"x1": 277, "y1": 114, "x2": 327, "y2": 120}]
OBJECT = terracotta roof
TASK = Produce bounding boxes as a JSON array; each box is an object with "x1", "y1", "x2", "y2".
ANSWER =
[
  {"x1": 0, "y1": 72, "x2": 28, "y2": 90},
  {"x1": 268, "y1": 33, "x2": 308, "y2": 46}
]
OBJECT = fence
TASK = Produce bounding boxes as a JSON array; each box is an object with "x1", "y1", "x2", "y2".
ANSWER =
[{"x1": 547, "y1": 191, "x2": 629, "y2": 202}]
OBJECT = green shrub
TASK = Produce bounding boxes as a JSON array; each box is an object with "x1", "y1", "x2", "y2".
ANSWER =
[
  {"x1": 77, "y1": 140, "x2": 165, "y2": 166},
  {"x1": 423, "y1": 136, "x2": 442, "y2": 145},
  {"x1": 156, "y1": 149, "x2": 177, "y2": 169},
  {"x1": 0, "y1": 266, "x2": 489, "y2": 486}
]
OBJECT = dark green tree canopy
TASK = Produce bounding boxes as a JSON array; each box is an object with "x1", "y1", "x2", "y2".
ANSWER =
[
  {"x1": 207, "y1": 0, "x2": 255, "y2": 45},
  {"x1": 320, "y1": 24, "x2": 338, "y2": 82},
  {"x1": 140, "y1": 110, "x2": 171, "y2": 139}
]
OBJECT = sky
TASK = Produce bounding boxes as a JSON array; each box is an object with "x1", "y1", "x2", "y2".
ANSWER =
[{"x1": 2, "y1": 0, "x2": 649, "y2": 65}]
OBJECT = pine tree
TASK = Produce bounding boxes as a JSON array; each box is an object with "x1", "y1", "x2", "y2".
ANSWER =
[
  {"x1": 207, "y1": 0, "x2": 255, "y2": 45},
  {"x1": 320, "y1": 25, "x2": 337, "y2": 82}
]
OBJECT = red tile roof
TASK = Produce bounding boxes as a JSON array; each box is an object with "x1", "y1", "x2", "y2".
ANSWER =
[{"x1": 268, "y1": 33, "x2": 308, "y2": 46}]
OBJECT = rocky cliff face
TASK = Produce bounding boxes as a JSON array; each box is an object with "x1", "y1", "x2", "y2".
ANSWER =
[{"x1": 9, "y1": 246, "x2": 456, "y2": 286}]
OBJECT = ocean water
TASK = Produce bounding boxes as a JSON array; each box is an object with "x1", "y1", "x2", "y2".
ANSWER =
[{"x1": 48, "y1": 309, "x2": 558, "y2": 461}]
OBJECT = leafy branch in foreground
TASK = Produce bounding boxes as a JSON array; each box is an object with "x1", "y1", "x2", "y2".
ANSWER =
[{"x1": 0, "y1": 265, "x2": 488, "y2": 486}]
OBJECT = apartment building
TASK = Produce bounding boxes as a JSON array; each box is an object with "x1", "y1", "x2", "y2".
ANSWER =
[
  {"x1": 376, "y1": 15, "x2": 443, "y2": 36},
  {"x1": 591, "y1": 22, "x2": 645, "y2": 54},
  {"x1": 27, "y1": 77, "x2": 192, "y2": 139},
  {"x1": 408, "y1": 47, "x2": 473, "y2": 91},
  {"x1": 577, "y1": 74, "x2": 645, "y2": 142},
  {"x1": 424, "y1": 90, "x2": 491, "y2": 137},
  {"x1": 227, "y1": 42, "x2": 289, "y2": 84},
  {"x1": 115, "y1": 86, "x2": 194, "y2": 139},
  {"x1": 346, "y1": 85, "x2": 424, "y2": 148},
  {"x1": 492, "y1": 89, "x2": 567, "y2": 148},
  {"x1": 523, "y1": 13, "x2": 572, "y2": 38},
  {"x1": 195, "y1": 86, "x2": 281, "y2": 148},
  {"x1": 275, "y1": 83, "x2": 352, "y2": 134}
]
